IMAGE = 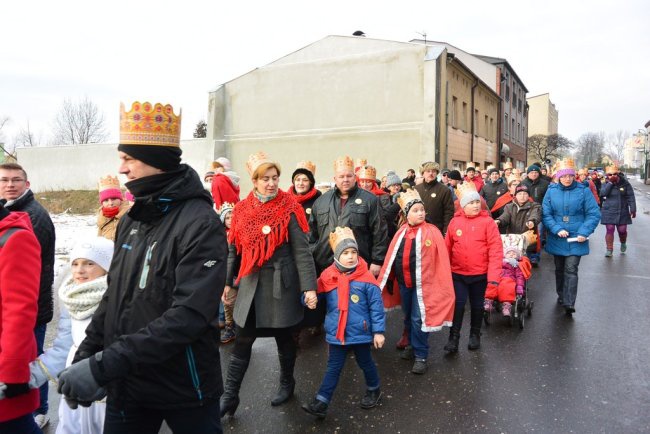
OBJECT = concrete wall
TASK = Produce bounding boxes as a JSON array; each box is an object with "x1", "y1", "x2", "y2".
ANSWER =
[
  {"x1": 208, "y1": 37, "x2": 442, "y2": 191},
  {"x1": 16, "y1": 139, "x2": 214, "y2": 192},
  {"x1": 527, "y1": 93, "x2": 559, "y2": 136}
]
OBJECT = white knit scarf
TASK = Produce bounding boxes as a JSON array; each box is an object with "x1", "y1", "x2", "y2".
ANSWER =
[{"x1": 59, "y1": 275, "x2": 108, "y2": 320}]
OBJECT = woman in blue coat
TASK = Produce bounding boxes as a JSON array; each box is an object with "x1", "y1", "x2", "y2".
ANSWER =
[
  {"x1": 599, "y1": 166, "x2": 636, "y2": 257},
  {"x1": 542, "y1": 159, "x2": 600, "y2": 315}
]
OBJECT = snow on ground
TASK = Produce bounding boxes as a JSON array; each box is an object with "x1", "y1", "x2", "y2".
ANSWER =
[{"x1": 52, "y1": 213, "x2": 97, "y2": 278}]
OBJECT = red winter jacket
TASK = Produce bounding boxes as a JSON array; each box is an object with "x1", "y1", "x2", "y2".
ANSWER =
[
  {"x1": 465, "y1": 175, "x2": 484, "y2": 193},
  {"x1": 445, "y1": 209, "x2": 503, "y2": 283},
  {"x1": 0, "y1": 212, "x2": 41, "y2": 422},
  {"x1": 211, "y1": 172, "x2": 240, "y2": 209}
]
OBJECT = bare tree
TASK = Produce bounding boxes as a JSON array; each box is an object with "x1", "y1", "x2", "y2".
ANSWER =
[
  {"x1": 52, "y1": 97, "x2": 108, "y2": 145},
  {"x1": 575, "y1": 132, "x2": 605, "y2": 167},
  {"x1": 0, "y1": 116, "x2": 15, "y2": 159},
  {"x1": 605, "y1": 130, "x2": 629, "y2": 164},
  {"x1": 14, "y1": 120, "x2": 40, "y2": 148},
  {"x1": 527, "y1": 133, "x2": 573, "y2": 164}
]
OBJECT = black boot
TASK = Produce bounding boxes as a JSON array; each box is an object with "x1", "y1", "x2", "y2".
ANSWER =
[
  {"x1": 468, "y1": 308, "x2": 484, "y2": 350},
  {"x1": 271, "y1": 347, "x2": 296, "y2": 406},
  {"x1": 220, "y1": 354, "x2": 250, "y2": 417},
  {"x1": 444, "y1": 305, "x2": 464, "y2": 353},
  {"x1": 360, "y1": 387, "x2": 382, "y2": 409},
  {"x1": 302, "y1": 398, "x2": 328, "y2": 418}
]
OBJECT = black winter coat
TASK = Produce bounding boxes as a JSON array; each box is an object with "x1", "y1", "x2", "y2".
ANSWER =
[
  {"x1": 521, "y1": 177, "x2": 550, "y2": 204},
  {"x1": 6, "y1": 189, "x2": 55, "y2": 326},
  {"x1": 309, "y1": 185, "x2": 387, "y2": 273},
  {"x1": 75, "y1": 165, "x2": 227, "y2": 409},
  {"x1": 480, "y1": 179, "x2": 509, "y2": 213},
  {"x1": 414, "y1": 179, "x2": 455, "y2": 235},
  {"x1": 600, "y1": 177, "x2": 636, "y2": 225}
]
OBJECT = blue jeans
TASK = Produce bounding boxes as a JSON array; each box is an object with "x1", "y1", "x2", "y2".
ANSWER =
[
  {"x1": 33, "y1": 323, "x2": 48, "y2": 415},
  {"x1": 218, "y1": 301, "x2": 225, "y2": 323},
  {"x1": 399, "y1": 284, "x2": 430, "y2": 359},
  {"x1": 554, "y1": 255, "x2": 581, "y2": 307},
  {"x1": 0, "y1": 413, "x2": 43, "y2": 434},
  {"x1": 104, "y1": 401, "x2": 222, "y2": 434},
  {"x1": 316, "y1": 344, "x2": 380, "y2": 404}
]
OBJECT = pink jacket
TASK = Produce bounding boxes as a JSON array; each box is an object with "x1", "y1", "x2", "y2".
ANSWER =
[{"x1": 501, "y1": 260, "x2": 525, "y2": 293}]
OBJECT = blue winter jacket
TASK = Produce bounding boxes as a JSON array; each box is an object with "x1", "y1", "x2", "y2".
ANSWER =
[
  {"x1": 315, "y1": 279, "x2": 386, "y2": 346},
  {"x1": 542, "y1": 181, "x2": 601, "y2": 256}
]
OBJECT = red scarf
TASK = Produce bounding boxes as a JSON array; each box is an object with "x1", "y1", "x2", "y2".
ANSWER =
[
  {"x1": 229, "y1": 189, "x2": 309, "y2": 283},
  {"x1": 362, "y1": 180, "x2": 387, "y2": 196},
  {"x1": 288, "y1": 185, "x2": 318, "y2": 205},
  {"x1": 491, "y1": 192, "x2": 514, "y2": 213},
  {"x1": 101, "y1": 206, "x2": 120, "y2": 218},
  {"x1": 317, "y1": 257, "x2": 378, "y2": 344}
]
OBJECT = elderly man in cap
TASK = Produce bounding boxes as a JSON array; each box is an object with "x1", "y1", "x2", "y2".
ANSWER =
[
  {"x1": 57, "y1": 101, "x2": 227, "y2": 434},
  {"x1": 521, "y1": 164, "x2": 550, "y2": 265},
  {"x1": 480, "y1": 167, "x2": 508, "y2": 218},
  {"x1": 309, "y1": 156, "x2": 387, "y2": 277},
  {"x1": 414, "y1": 161, "x2": 454, "y2": 236}
]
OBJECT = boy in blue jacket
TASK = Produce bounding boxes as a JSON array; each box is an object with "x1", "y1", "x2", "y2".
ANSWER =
[{"x1": 302, "y1": 227, "x2": 386, "y2": 419}]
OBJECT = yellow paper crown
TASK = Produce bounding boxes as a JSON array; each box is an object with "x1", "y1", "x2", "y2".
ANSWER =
[
  {"x1": 296, "y1": 160, "x2": 316, "y2": 176},
  {"x1": 98, "y1": 175, "x2": 120, "y2": 192},
  {"x1": 506, "y1": 174, "x2": 519, "y2": 185},
  {"x1": 503, "y1": 161, "x2": 513, "y2": 170},
  {"x1": 555, "y1": 158, "x2": 576, "y2": 175},
  {"x1": 357, "y1": 165, "x2": 377, "y2": 180},
  {"x1": 333, "y1": 156, "x2": 354, "y2": 173},
  {"x1": 455, "y1": 180, "x2": 478, "y2": 201},
  {"x1": 246, "y1": 151, "x2": 273, "y2": 176},
  {"x1": 354, "y1": 158, "x2": 368, "y2": 170},
  {"x1": 606, "y1": 165, "x2": 619, "y2": 174},
  {"x1": 218, "y1": 201, "x2": 235, "y2": 215},
  {"x1": 120, "y1": 101, "x2": 181, "y2": 147},
  {"x1": 328, "y1": 226, "x2": 356, "y2": 252},
  {"x1": 397, "y1": 188, "x2": 422, "y2": 213}
]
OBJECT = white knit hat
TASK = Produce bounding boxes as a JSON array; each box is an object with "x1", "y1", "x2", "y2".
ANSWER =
[
  {"x1": 70, "y1": 237, "x2": 114, "y2": 272},
  {"x1": 216, "y1": 157, "x2": 232, "y2": 171}
]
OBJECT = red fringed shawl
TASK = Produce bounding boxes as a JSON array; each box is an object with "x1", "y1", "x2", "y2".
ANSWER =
[
  {"x1": 288, "y1": 185, "x2": 319, "y2": 205},
  {"x1": 229, "y1": 190, "x2": 309, "y2": 284}
]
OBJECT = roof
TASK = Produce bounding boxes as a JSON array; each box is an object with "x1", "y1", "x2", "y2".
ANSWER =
[{"x1": 474, "y1": 54, "x2": 528, "y2": 92}]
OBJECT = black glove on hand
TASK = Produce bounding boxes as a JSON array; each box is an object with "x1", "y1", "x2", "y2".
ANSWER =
[
  {"x1": 57, "y1": 352, "x2": 107, "y2": 403},
  {"x1": 1, "y1": 383, "x2": 30, "y2": 399}
]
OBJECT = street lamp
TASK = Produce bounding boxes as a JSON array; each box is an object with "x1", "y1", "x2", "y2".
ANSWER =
[{"x1": 636, "y1": 128, "x2": 649, "y2": 184}]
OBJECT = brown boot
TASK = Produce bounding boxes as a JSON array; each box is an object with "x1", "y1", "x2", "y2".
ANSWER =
[{"x1": 395, "y1": 328, "x2": 409, "y2": 350}]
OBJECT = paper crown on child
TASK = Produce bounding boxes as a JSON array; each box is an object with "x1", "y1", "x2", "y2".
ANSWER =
[
  {"x1": 606, "y1": 165, "x2": 619, "y2": 175},
  {"x1": 120, "y1": 101, "x2": 181, "y2": 147},
  {"x1": 246, "y1": 151, "x2": 274, "y2": 177},
  {"x1": 397, "y1": 188, "x2": 423, "y2": 215},
  {"x1": 218, "y1": 202, "x2": 235, "y2": 224},
  {"x1": 503, "y1": 161, "x2": 513, "y2": 170},
  {"x1": 555, "y1": 158, "x2": 576, "y2": 178},
  {"x1": 329, "y1": 226, "x2": 357, "y2": 253},
  {"x1": 357, "y1": 165, "x2": 377, "y2": 181},
  {"x1": 296, "y1": 160, "x2": 316, "y2": 176},
  {"x1": 333, "y1": 156, "x2": 354, "y2": 173},
  {"x1": 354, "y1": 158, "x2": 367, "y2": 171},
  {"x1": 456, "y1": 181, "x2": 480, "y2": 208},
  {"x1": 98, "y1": 175, "x2": 122, "y2": 203}
]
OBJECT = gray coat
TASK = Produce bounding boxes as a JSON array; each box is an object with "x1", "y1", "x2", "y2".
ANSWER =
[{"x1": 226, "y1": 214, "x2": 317, "y2": 329}]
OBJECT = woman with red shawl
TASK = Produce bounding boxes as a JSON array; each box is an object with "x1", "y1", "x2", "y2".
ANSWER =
[{"x1": 220, "y1": 152, "x2": 318, "y2": 418}]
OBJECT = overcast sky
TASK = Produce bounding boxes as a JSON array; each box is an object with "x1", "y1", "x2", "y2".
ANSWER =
[{"x1": 1, "y1": 0, "x2": 649, "y2": 149}]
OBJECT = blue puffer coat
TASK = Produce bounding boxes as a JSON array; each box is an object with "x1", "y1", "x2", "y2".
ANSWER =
[
  {"x1": 542, "y1": 181, "x2": 601, "y2": 256},
  {"x1": 319, "y1": 280, "x2": 386, "y2": 346},
  {"x1": 599, "y1": 177, "x2": 636, "y2": 225}
]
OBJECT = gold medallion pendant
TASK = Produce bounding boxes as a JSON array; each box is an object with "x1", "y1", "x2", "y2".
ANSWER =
[{"x1": 351, "y1": 294, "x2": 360, "y2": 303}]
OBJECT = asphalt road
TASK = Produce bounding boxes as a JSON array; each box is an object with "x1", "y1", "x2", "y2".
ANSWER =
[{"x1": 43, "y1": 178, "x2": 650, "y2": 433}]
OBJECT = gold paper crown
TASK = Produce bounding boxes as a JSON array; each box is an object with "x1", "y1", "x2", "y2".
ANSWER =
[
  {"x1": 555, "y1": 158, "x2": 576, "y2": 172},
  {"x1": 120, "y1": 101, "x2": 181, "y2": 147},
  {"x1": 246, "y1": 151, "x2": 273, "y2": 176},
  {"x1": 333, "y1": 156, "x2": 354, "y2": 173},
  {"x1": 357, "y1": 165, "x2": 377, "y2": 180},
  {"x1": 455, "y1": 180, "x2": 478, "y2": 201},
  {"x1": 328, "y1": 226, "x2": 356, "y2": 253},
  {"x1": 218, "y1": 201, "x2": 235, "y2": 215},
  {"x1": 397, "y1": 188, "x2": 422, "y2": 213},
  {"x1": 503, "y1": 161, "x2": 513, "y2": 170},
  {"x1": 606, "y1": 165, "x2": 619, "y2": 174},
  {"x1": 506, "y1": 174, "x2": 519, "y2": 185},
  {"x1": 98, "y1": 175, "x2": 120, "y2": 192},
  {"x1": 296, "y1": 160, "x2": 316, "y2": 176},
  {"x1": 354, "y1": 158, "x2": 367, "y2": 169}
]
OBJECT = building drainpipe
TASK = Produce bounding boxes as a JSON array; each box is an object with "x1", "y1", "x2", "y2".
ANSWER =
[{"x1": 470, "y1": 80, "x2": 478, "y2": 164}]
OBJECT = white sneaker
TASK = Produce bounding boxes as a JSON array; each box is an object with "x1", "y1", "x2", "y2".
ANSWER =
[{"x1": 34, "y1": 414, "x2": 50, "y2": 429}]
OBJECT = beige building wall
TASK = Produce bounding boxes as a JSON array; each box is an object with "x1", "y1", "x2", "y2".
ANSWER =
[
  {"x1": 208, "y1": 36, "x2": 444, "y2": 191},
  {"x1": 527, "y1": 93, "x2": 559, "y2": 136}
]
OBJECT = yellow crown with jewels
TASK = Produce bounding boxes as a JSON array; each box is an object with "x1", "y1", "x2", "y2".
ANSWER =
[
  {"x1": 503, "y1": 161, "x2": 513, "y2": 170},
  {"x1": 357, "y1": 165, "x2": 377, "y2": 180},
  {"x1": 246, "y1": 151, "x2": 273, "y2": 176},
  {"x1": 296, "y1": 160, "x2": 316, "y2": 176},
  {"x1": 218, "y1": 201, "x2": 235, "y2": 215},
  {"x1": 455, "y1": 180, "x2": 478, "y2": 201},
  {"x1": 354, "y1": 158, "x2": 367, "y2": 170},
  {"x1": 328, "y1": 226, "x2": 356, "y2": 252},
  {"x1": 120, "y1": 101, "x2": 181, "y2": 147},
  {"x1": 606, "y1": 165, "x2": 619, "y2": 174},
  {"x1": 397, "y1": 188, "x2": 422, "y2": 213},
  {"x1": 333, "y1": 156, "x2": 354, "y2": 173},
  {"x1": 506, "y1": 174, "x2": 519, "y2": 185},
  {"x1": 556, "y1": 158, "x2": 575, "y2": 171},
  {"x1": 98, "y1": 175, "x2": 120, "y2": 192}
]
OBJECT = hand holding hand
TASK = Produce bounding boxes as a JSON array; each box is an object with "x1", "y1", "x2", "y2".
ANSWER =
[
  {"x1": 631, "y1": 211, "x2": 636, "y2": 219},
  {"x1": 494, "y1": 220, "x2": 500, "y2": 225},
  {"x1": 222, "y1": 286, "x2": 236, "y2": 305},
  {"x1": 57, "y1": 354, "x2": 106, "y2": 403},
  {"x1": 304, "y1": 290, "x2": 318, "y2": 310},
  {"x1": 526, "y1": 221, "x2": 535, "y2": 229},
  {"x1": 369, "y1": 264, "x2": 381, "y2": 277},
  {"x1": 558, "y1": 230, "x2": 569, "y2": 238},
  {"x1": 373, "y1": 334, "x2": 385, "y2": 349}
]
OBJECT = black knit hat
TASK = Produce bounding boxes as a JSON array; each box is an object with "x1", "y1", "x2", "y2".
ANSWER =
[
  {"x1": 118, "y1": 144, "x2": 182, "y2": 172},
  {"x1": 448, "y1": 170, "x2": 463, "y2": 181},
  {"x1": 291, "y1": 168, "x2": 315, "y2": 187},
  {"x1": 488, "y1": 168, "x2": 500, "y2": 176}
]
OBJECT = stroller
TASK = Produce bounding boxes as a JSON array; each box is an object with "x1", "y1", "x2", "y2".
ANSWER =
[{"x1": 484, "y1": 233, "x2": 534, "y2": 329}]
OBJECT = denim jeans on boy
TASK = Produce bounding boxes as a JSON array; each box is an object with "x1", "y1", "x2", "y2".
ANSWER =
[
  {"x1": 399, "y1": 284, "x2": 430, "y2": 359},
  {"x1": 104, "y1": 401, "x2": 222, "y2": 434},
  {"x1": 33, "y1": 323, "x2": 48, "y2": 415},
  {"x1": 316, "y1": 343, "x2": 380, "y2": 404},
  {"x1": 0, "y1": 413, "x2": 43, "y2": 434},
  {"x1": 553, "y1": 255, "x2": 581, "y2": 307}
]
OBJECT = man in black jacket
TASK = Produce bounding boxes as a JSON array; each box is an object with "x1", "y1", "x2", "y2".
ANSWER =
[
  {"x1": 480, "y1": 167, "x2": 508, "y2": 217},
  {"x1": 309, "y1": 156, "x2": 387, "y2": 276},
  {"x1": 57, "y1": 101, "x2": 227, "y2": 434},
  {"x1": 0, "y1": 162, "x2": 55, "y2": 427},
  {"x1": 414, "y1": 161, "x2": 454, "y2": 235}
]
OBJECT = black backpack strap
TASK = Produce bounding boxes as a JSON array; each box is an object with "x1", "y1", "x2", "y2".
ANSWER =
[{"x1": 0, "y1": 227, "x2": 22, "y2": 248}]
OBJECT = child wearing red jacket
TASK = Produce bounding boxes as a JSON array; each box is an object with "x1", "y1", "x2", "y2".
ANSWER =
[{"x1": 444, "y1": 183, "x2": 503, "y2": 352}]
